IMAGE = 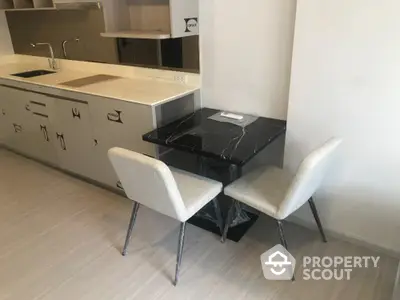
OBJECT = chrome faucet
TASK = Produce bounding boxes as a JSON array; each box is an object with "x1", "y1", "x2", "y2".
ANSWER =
[
  {"x1": 62, "y1": 37, "x2": 80, "y2": 59},
  {"x1": 30, "y1": 42, "x2": 58, "y2": 70}
]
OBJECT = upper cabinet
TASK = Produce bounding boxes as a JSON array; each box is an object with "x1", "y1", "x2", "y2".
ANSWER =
[
  {"x1": 52, "y1": 0, "x2": 98, "y2": 3},
  {"x1": 52, "y1": 0, "x2": 100, "y2": 9},
  {"x1": 100, "y1": 0, "x2": 199, "y2": 39},
  {"x1": 1, "y1": 0, "x2": 198, "y2": 39},
  {"x1": 0, "y1": 0, "x2": 54, "y2": 10},
  {"x1": 0, "y1": 0, "x2": 99, "y2": 11}
]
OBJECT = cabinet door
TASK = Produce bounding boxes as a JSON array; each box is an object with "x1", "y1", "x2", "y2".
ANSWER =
[
  {"x1": 170, "y1": 0, "x2": 199, "y2": 38},
  {"x1": 22, "y1": 92, "x2": 58, "y2": 164},
  {"x1": 89, "y1": 99, "x2": 156, "y2": 189},
  {"x1": 0, "y1": 92, "x2": 13, "y2": 144},
  {"x1": 28, "y1": 114, "x2": 58, "y2": 165},
  {"x1": 0, "y1": 87, "x2": 34, "y2": 155},
  {"x1": 51, "y1": 99, "x2": 96, "y2": 179}
]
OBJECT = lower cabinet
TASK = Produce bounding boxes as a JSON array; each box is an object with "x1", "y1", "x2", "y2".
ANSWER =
[
  {"x1": 28, "y1": 113, "x2": 58, "y2": 166},
  {"x1": 50, "y1": 98, "x2": 97, "y2": 179},
  {"x1": 0, "y1": 87, "x2": 35, "y2": 155},
  {"x1": 89, "y1": 98, "x2": 157, "y2": 189},
  {"x1": 23, "y1": 92, "x2": 58, "y2": 165},
  {"x1": 0, "y1": 84, "x2": 161, "y2": 191},
  {"x1": 0, "y1": 91, "x2": 13, "y2": 144}
]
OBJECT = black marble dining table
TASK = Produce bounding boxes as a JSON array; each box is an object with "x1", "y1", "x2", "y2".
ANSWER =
[{"x1": 143, "y1": 108, "x2": 286, "y2": 241}]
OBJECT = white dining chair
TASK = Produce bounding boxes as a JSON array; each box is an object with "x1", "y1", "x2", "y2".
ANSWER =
[
  {"x1": 221, "y1": 138, "x2": 342, "y2": 250},
  {"x1": 108, "y1": 147, "x2": 223, "y2": 285}
]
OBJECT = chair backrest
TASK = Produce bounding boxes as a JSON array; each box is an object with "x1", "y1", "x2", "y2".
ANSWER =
[
  {"x1": 277, "y1": 138, "x2": 342, "y2": 219},
  {"x1": 108, "y1": 147, "x2": 187, "y2": 221}
]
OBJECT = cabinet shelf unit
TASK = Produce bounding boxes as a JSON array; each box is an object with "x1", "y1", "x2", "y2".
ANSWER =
[
  {"x1": 0, "y1": 0, "x2": 54, "y2": 10},
  {"x1": 101, "y1": 30, "x2": 171, "y2": 40},
  {"x1": 0, "y1": 0, "x2": 14, "y2": 9},
  {"x1": 1, "y1": 0, "x2": 198, "y2": 39},
  {"x1": 52, "y1": 0, "x2": 100, "y2": 10},
  {"x1": 101, "y1": 0, "x2": 198, "y2": 40},
  {"x1": 1, "y1": 0, "x2": 101, "y2": 11}
]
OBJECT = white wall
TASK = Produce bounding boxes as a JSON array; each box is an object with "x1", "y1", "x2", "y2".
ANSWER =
[
  {"x1": 285, "y1": 0, "x2": 400, "y2": 253},
  {"x1": 199, "y1": 0, "x2": 296, "y2": 120},
  {"x1": 0, "y1": 12, "x2": 13, "y2": 56}
]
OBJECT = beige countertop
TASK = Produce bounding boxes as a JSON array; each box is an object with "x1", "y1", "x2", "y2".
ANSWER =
[{"x1": 0, "y1": 56, "x2": 200, "y2": 106}]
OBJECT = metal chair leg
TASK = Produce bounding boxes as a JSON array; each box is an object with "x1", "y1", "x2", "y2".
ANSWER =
[
  {"x1": 276, "y1": 220, "x2": 288, "y2": 250},
  {"x1": 174, "y1": 222, "x2": 187, "y2": 286},
  {"x1": 212, "y1": 198, "x2": 224, "y2": 235},
  {"x1": 122, "y1": 202, "x2": 140, "y2": 256},
  {"x1": 308, "y1": 197, "x2": 327, "y2": 243},
  {"x1": 221, "y1": 200, "x2": 237, "y2": 243},
  {"x1": 276, "y1": 220, "x2": 294, "y2": 281}
]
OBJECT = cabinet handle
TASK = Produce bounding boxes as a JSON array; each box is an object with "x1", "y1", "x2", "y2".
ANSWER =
[
  {"x1": 40, "y1": 125, "x2": 50, "y2": 142},
  {"x1": 25, "y1": 104, "x2": 31, "y2": 111},
  {"x1": 94, "y1": 139, "x2": 98, "y2": 146},
  {"x1": 72, "y1": 108, "x2": 81, "y2": 119},
  {"x1": 30, "y1": 101, "x2": 46, "y2": 107},
  {"x1": 56, "y1": 133, "x2": 67, "y2": 150},
  {"x1": 13, "y1": 123, "x2": 22, "y2": 133},
  {"x1": 1, "y1": 108, "x2": 5, "y2": 116},
  {"x1": 107, "y1": 110, "x2": 123, "y2": 124},
  {"x1": 33, "y1": 112, "x2": 49, "y2": 118}
]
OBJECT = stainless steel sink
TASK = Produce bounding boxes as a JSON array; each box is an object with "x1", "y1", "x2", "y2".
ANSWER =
[
  {"x1": 60, "y1": 74, "x2": 121, "y2": 88},
  {"x1": 11, "y1": 70, "x2": 56, "y2": 78}
]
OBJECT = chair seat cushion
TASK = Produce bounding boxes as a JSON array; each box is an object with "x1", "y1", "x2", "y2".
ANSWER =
[
  {"x1": 170, "y1": 167, "x2": 223, "y2": 221},
  {"x1": 224, "y1": 166, "x2": 292, "y2": 219}
]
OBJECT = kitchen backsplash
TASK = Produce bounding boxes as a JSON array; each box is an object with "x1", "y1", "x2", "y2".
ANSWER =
[
  {"x1": 6, "y1": 8, "x2": 118, "y2": 64},
  {"x1": 5, "y1": 8, "x2": 199, "y2": 72}
]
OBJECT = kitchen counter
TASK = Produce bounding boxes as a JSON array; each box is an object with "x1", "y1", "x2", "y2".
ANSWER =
[
  {"x1": 0, "y1": 55, "x2": 200, "y2": 106},
  {"x1": 0, "y1": 55, "x2": 200, "y2": 190}
]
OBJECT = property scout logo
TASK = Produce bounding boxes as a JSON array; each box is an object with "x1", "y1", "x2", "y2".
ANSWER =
[
  {"x1": 261, "y1": 244, "x2": 380, "y2": 281},
  {"x1": 184, "y1": 18, "x2": 198, "y2": 32},
  {"x1": 261, "y1": 245, "x2": 296, "y2": 280}
]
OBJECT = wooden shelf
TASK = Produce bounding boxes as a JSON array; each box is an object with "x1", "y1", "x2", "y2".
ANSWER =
[
  {"x1": 13, "y1": 0, "x2": 33, "y2": 9},
  {"x1": 1, "y1": 0, "x2": 98, "y2": 10},
  {"x1": 0, "y1": 0, "x2": 14, "y2": 9},
  {"x1": 101, "y1": 0, "x2": 198, "y2": 40},
  {"x1": 33, "y1": 0, "x2": 54, "y2": 8},
  {"x1": 101, "y1": 30, "x2": 171, "y2": 40},
  {"x1": 3, "y1": 6, "x2": 54, "y2": 10},
  {"x1": 54, "y1": 1, "x2": 101, "y2": 10}
]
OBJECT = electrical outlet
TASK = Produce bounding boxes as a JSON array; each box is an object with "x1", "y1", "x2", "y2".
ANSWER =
[{"x1": 173, "y1": 75, "x2": 186, "y2": 84}]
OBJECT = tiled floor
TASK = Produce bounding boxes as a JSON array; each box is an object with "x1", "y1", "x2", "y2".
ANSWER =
[{"x1": 0, "y1": 149, "x2": 397, "y2": 300}]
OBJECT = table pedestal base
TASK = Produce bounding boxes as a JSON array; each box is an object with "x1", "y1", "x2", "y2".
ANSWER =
[
  {"x1": 162, "y1": 151, "x2": 260, "y2": 242},
  {"x1": 188, "y1": 210, "x2": 259, "y2": 242}
]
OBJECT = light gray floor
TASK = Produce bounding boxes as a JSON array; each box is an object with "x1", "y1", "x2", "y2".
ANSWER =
[{"x1": 0, "y1": 149, "x2": 397, "y2": 300}]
